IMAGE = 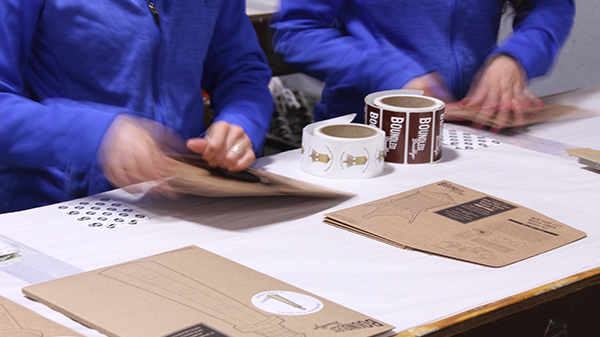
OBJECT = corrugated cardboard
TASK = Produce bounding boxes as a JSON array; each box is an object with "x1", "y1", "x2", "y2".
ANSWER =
[
  {"x1": 447, "y1": 103, "x2": 596, "y2": 128},
  {"x1": 23, "y1": 246, "x2": 393, "y2": 337},
  {"x1": 324, "y1": 181, "x2": 586, "y2": 267},
  {"x1": 169, "y1": 154, "x2": 352, "y2": 198},
  {"x1": 567, "y1": 148, "x2": 600, "y2": 170},
  {"x1": 0, "y1": 295, "x2": 83, "y2": 337}
]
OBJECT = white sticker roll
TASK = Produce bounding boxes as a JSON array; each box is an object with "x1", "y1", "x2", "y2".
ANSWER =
[
  {"x1": 365, "y1": 90, "x2": 445, "y2": 164},
  {"x1": 301, "y1": 118, "x2": 386, "y2": 179}
]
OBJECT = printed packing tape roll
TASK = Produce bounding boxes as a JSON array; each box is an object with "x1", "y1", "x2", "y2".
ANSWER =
[
  {"x1": 365, "y1": 90, "x2": 445, "y2": 164},
  {"x1": 301, "y1": 115, "x2": 386, "y2": 179}
]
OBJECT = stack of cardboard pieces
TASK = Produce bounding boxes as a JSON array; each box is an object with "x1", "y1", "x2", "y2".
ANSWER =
[
  {"x1": 567, "y1": 148, "x2": 600, "y2": 171},
  {"x1": 324, "y1": 181, "x2": 586, "y2": 267}
]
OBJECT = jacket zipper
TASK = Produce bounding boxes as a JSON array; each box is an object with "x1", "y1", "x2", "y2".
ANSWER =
[
  {"x1": 149, "y1": 2, "x2": 160, "y2": 26},
  {"x1": 148, "y1": 1, "x2": 165, "y2": 124}
]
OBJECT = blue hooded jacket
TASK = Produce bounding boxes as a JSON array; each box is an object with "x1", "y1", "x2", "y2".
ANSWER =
[
  {"x1": 271, "y1": 0, "x2": 574, "y2": 122},
  {"x1": 0, "y1": 0, "x2": 273, "y2": 213}
]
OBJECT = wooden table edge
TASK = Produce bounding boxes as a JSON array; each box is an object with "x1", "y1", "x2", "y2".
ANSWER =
[{"x1": 392, "y1": 265, "x2": 600, "y2": 336}]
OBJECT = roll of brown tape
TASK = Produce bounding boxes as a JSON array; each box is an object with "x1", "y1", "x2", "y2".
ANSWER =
[{"x1": 365, "y1": 91, "x2": 444, "y2": 164}]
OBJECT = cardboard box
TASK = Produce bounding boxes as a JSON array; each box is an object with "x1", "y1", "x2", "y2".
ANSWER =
[
  {"x1": 0, "y1": 295, "x2": 83, "y2": 337},
  {"x1": 23, "y1": 246, "x2": 394, "y2": 337},
  {"x1": 325, "y1": 181, "x2": 586, "y2": 267}
]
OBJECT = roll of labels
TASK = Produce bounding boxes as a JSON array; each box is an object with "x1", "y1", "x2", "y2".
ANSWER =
[{"x1": 301, "y1": 90, "x2": 445, "y2": 179}]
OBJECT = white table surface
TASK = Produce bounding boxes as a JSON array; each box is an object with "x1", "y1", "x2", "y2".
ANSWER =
[
  {"x1": 1, "y1": 84, "x2": 599, "y2": 337},
  {"x1": 246, "y1": 0, "x2": 278, "y2": 15}
]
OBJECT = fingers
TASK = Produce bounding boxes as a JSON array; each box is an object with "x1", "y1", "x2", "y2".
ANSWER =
[
  {"x1": 402, "y1": 72, "x2": 456, "y2": 103},
  {"x1": 187, "y1": 121, "x2": 256, "y2": 171},
  {"x1": 459, "y1": 54, "x2": 542, "y2": 132},
  {"x1": 98, "y1": 115, "x2": 179, "y2": 198},
  {"x1": 466, "y1": 86, "x2": 500, "y2": 130}
]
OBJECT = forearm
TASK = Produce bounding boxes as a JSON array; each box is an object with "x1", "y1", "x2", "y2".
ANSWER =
[
  {"x1": 202, "y1": 0, "x2": 274, "y2": 154},
  {"x1": 493, "y1": 0, "x2": 575, "y2": 79}
]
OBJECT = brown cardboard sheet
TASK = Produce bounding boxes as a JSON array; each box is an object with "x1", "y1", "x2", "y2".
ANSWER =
[
  {"x1": 23, "y1": 246, "x2": 394, "y2": 337},
  {"x1": 324, "y1": 181, "x2": 586, "y2": 267},
  {"x1": 447, "y1": 103, "x2": 596, "y2": 128},
  {"x1": 168, "y1": 154, "x2": 352, "y2": 198},
  {"x1": 567, "y1": 148, "x2": 600, "y2": 170},
  {"x1": 0, "y1": 295, "x2": 83, "y2": 337}
]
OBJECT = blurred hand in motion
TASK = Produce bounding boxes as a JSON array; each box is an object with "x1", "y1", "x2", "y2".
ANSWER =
[
  {"x1": 402, "y1": 71, "x2": 456, "y2": 104},
  {"x1": 186, "y1": 121, "x2": 255, "y2": 172},
  {"x1": 97, "y1": 115, "x2": 182, "y2": 199},
  {"x1": 450, "y1": 54, "x2": 544, "y2": 132}
]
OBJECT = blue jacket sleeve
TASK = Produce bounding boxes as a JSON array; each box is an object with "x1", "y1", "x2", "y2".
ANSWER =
[
  {"x1": 0, "y1": 0, "x2": 120, "y2": 168},
  {"x1": 270, "y1": 0, "x2": 433, "y2": 94},
  {"x1": 493, "y1": 0, "x2": 575, "y2": 79},
  {"x1": 201, "y1": 0, "x2": 274, "y2": 155}
]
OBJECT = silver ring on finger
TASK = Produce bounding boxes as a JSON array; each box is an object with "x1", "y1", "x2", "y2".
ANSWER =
[{"x1": 230, "y1": 144, "x2": 244, "y2": 157}]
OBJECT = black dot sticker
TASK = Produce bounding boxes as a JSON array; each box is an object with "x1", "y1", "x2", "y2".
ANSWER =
[
  {"x1": 443, "y1": 129, "x2": 501, "y2": 150},
  {"x1": 59, "y1": 197, "x2": 150, "y2": 229}
]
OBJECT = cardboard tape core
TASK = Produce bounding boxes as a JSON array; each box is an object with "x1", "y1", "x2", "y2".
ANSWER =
[
  {"x1": 377, "y1": 95, "x2": 438, "y2": 110},
  {"x1": 301, "y1": 117, "x2": 386, "y2": 179},
  {"x1": 319, "y1": 124, "x2": 378, "y2": 139}
]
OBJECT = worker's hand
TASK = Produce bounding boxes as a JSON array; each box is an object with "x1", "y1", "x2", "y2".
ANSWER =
[
  {"x1": 186, "y1": 121, "x2": 255, "y2": 172},
  {"x1": 456, "y1": 54, "x2": 543, "y2": 132},
  {"x1": 402, "y1": 72, "x2": 456, "y2": 104},
  {"x1": 97, "y1": 115, "x2": 181, "y2": 199}
]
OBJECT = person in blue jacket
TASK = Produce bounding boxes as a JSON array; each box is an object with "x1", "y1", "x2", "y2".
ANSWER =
[
  {"x1": 270, "y1": 0, "x2": 574, "y2": 131},
  {"x1": 0, "y1": 1, "x2": 274, "y2": 213}
]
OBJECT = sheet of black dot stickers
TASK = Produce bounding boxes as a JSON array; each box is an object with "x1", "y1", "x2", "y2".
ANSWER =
[
  {"x1": 444, "y1": 128, "x2": 501, "y2": 150},
  {"x1": 57, "y1": 196, "x2": 150, "y2": 229}
]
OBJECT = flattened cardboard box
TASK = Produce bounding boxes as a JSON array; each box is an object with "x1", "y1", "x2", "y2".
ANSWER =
[
  {"x1": 447, "y1": 103, "x2": 596, "y2": 128},
  {"x1": 169, "y1": 154, "x2": 352, "y2": 199},
  {"x1": 23, "y1": 246, "x2": 393, "y2": 337},
  {"x1": 325, "y1": 181, "x2": 586, "y2": 267},
  {"x1": 0, "y1": 295, "x2": 83, "y2": 336}
]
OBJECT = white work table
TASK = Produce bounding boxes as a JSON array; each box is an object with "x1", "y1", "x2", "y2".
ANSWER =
[
  {"x1": 0, "y1": 84, "x2": 599, "y2": 336},
  {"x1": 246, "y1": 0, "x2": 278, "y2": 16}
]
